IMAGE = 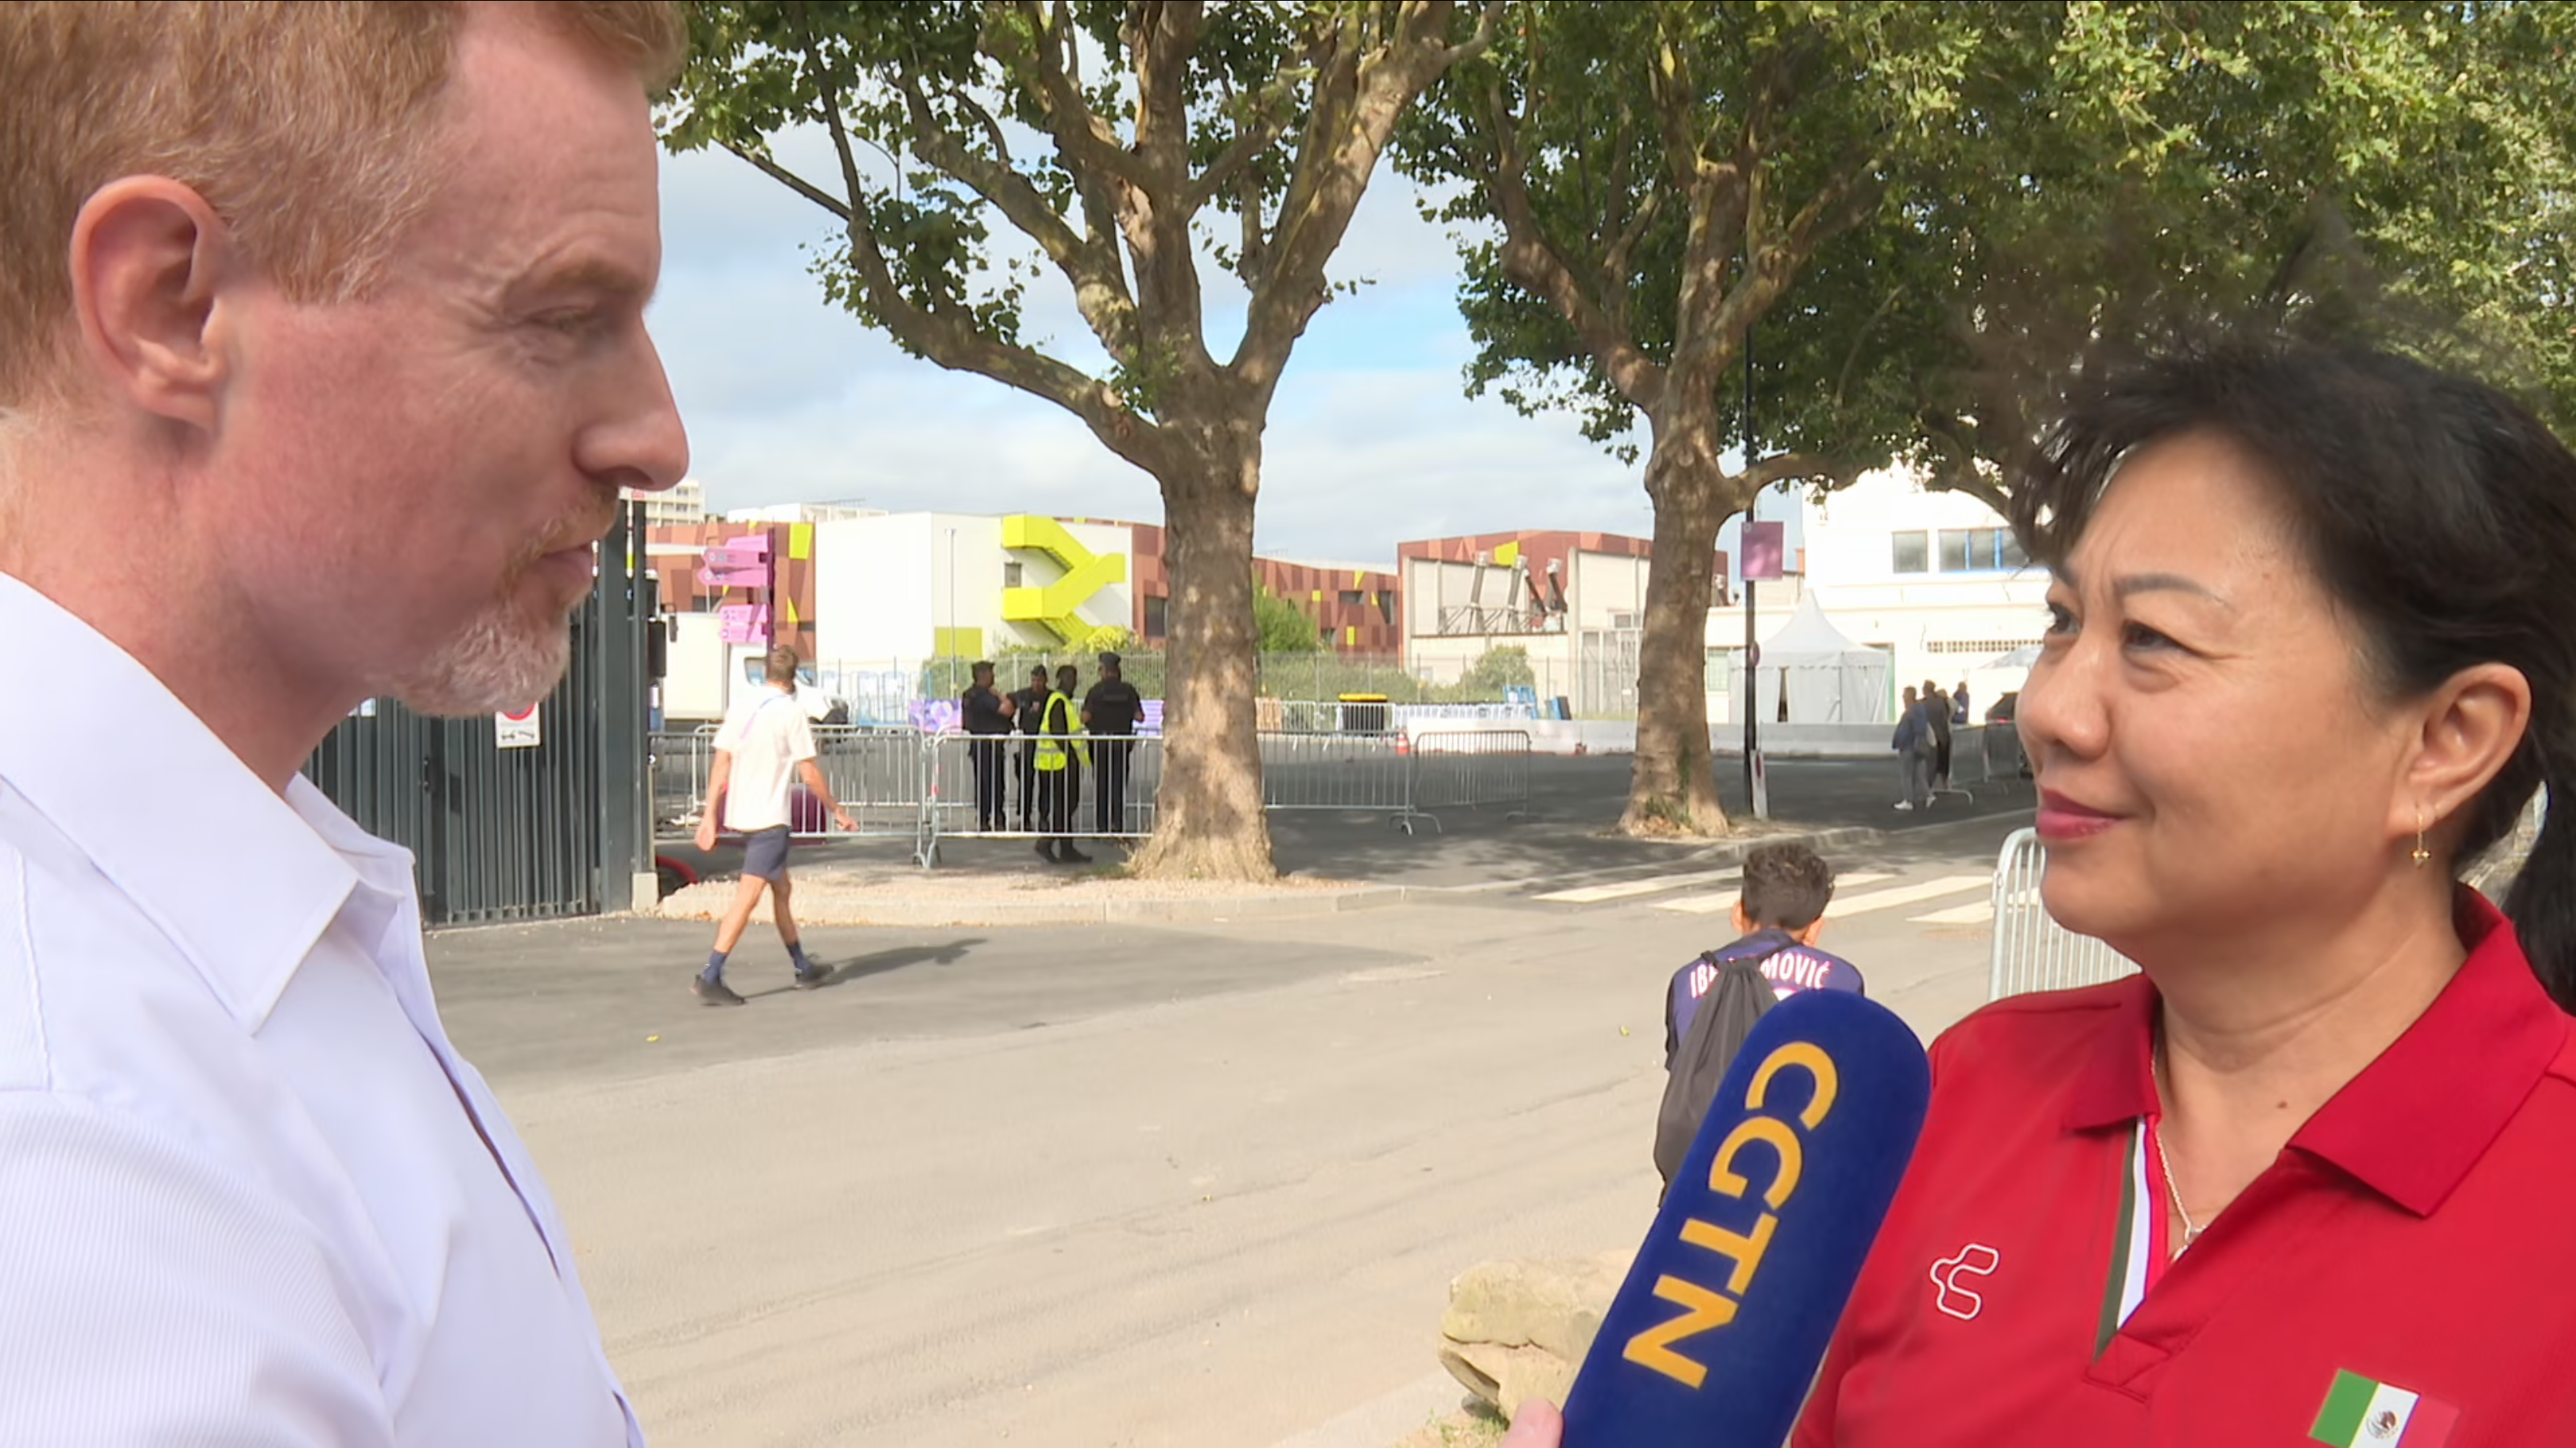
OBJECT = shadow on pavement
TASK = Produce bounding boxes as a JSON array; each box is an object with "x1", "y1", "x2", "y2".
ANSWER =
[{"x1": 740, "y1": 938, "x2": 987, "y2": 997}]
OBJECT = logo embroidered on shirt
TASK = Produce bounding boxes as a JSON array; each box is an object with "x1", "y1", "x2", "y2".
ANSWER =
[{"x1": 1929, "y1": 1244, "x2": 2000, "y2": 1321}]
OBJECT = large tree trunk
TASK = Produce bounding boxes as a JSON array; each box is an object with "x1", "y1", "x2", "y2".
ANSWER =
[
  {"x1": 1622, "y1": 410, "x2": 1737, "y2": 837},
  {"x1": 1132, "y1": 414, "x2": 1276, "y2": 881}
]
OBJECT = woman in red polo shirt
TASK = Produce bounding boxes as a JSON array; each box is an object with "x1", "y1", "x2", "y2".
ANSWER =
[
  {"x1": 1786, "y1": 333, "x2": 2576, "y2": 1446},
  {"x1": 1495, "y1": 331, "x2": 2576, "y2": 1448}
]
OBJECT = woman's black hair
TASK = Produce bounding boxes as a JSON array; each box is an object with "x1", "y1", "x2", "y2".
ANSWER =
[{"x1": 2010, "y1": 329, "x2": 2576, "y2": 1007}]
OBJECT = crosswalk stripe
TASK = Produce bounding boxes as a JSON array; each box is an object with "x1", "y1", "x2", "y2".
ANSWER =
[
  {"x1": 1909, "y1": 899, "x2": 1995, "y2": 926},
  {"x1": 1828, "y1": 875, "x2": 1993, "y2": 917},
  {"x1": 1650, "y1": 869, "x2": 1899, "y2": 915},
  {"x1": 1536, "y1": 868, "x2": 1741, "y2": 904}
]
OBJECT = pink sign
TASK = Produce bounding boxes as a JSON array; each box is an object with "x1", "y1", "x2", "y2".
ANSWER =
[
  {"x1": 717, "y1": 604, "x2": 770, "y2": 644},
  {"x1": 696, "y1": 565, "x2": 769, "y2": 589},
  {"x1": 701, "y1": 545, "x2": 764, "y2": 572},
  {"x1": 725, "y1": 534, "x2": 770, "y2": 558},
  {"x1": 1742, "y1": 520, "x2": 1786, "y2": 580}
]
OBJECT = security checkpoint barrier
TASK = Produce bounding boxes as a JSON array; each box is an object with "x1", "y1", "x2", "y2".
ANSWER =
[
  {"x1": 649, "y1": 725, "x2": 930, "y2": 844},
  {"x1": 1259, "y1": 728, "x2": 1427, "y2": 829},
  {"x1": 918, "y1": 729, "x2": 1162, "y2": 866},
  {"x1": 1406, "y1": 730, "x2": 1533, "y2": 826},
  {"x1": 651, "y1": 722, "x2": 1531, "y2": 871},
  {"x1": 1987, "y1": 827, "x2": 2139, "y2": 1001}
]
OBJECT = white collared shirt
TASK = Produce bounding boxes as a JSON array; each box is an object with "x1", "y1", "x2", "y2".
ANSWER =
[{"x1": 0, "y1": 573, "x2": 641, "y2": 1446}]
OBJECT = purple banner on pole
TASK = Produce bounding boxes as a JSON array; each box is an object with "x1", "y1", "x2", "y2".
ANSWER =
[{"x1": 1743, "y1": 520, "x2": 1786, "y2": 580}]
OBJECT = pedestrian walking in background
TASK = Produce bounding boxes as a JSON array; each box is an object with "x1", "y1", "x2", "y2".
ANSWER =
[
  {"x1": 1891, "y1": 686, "x2": 1933, "y2": 809},
  {"x1": 694, "y1": 645, "x2": 857, "y2": 1005}
]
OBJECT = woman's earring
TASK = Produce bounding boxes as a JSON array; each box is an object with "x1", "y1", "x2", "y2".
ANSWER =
[{"x1": 2412, "y1": 808, "x2": 2432, "y2": 868}]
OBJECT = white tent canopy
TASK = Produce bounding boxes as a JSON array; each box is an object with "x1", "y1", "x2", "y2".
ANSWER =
[{"x1": 1726, "y1": 593, "x2": 1893, "y2": 724}]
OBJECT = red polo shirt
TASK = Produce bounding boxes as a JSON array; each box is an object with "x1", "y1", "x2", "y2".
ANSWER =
[{"x1": 1796, "y1": 893, "x2": 2576, "y2": 1446}]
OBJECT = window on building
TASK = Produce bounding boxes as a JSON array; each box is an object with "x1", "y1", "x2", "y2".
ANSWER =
[
  {"x1": 1143, "y1": 594, "x2": 1168, "y2": 639},
  {"x1": 1003, "y1": 561, "x2": 1024, "y2": 588},
  {"x1": 1938, "y1": 530, "x2": 1974, "y2": 573},
  {"x1": 1339, "y1": 588, "x2": 1365, "y2": 608},
  {"x1": 1999, "y1": 530, "x2": 2030, "y2": 569},
  {"x1": 1377, "y1": 590, "x2": 1397, "y2": 625},
  {"x1": 1891, "y1": 531, "x2": 1929, "y2": 573}
]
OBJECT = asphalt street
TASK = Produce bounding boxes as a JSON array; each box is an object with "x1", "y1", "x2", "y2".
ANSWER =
[{"x1": 431, "y1": 798, "x2": 2035, "y2": 1447}]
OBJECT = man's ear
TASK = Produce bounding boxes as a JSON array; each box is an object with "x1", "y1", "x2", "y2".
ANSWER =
[
  {"x1": 1797, "y1": 917, "x2": 1828, "y2": 948},
  {"x1": 68, "y1": 176, "x2": 237, "y2": 433},
  {"x1": 1731, "y1": 900, "x2": 1754, "y2": 936}
]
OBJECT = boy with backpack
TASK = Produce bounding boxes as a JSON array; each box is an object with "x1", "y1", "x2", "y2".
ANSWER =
[{"x1": 1654, "y1": 841, "x2": 1867, "y2": 1188}]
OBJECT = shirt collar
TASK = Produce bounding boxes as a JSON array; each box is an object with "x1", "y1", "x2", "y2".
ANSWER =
[
  {"x1": 0, "y1": 572, "x2": 382, "y2": 1029},
  {"x1": 2063, "y1": 891, "x2": 2567, "y2": 1217}
]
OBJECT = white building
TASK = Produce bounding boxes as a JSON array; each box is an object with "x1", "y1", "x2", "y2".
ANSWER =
[
  {"x1": 722, "y1": 500, "x2": 885, "y2": 526},
  {"x1": 622, "y1": 476, "x2": 707, "y2": 528},
  {"x1": 1796, "y1": 468, "x2": 2049, "y2": 714},
  {"x1": 809, "y1": 511, "x2": 1137, "y2": 670}
]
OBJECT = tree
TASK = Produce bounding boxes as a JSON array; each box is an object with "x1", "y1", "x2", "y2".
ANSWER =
[
  {"x1": 666, "y1": 1, "x2": 1490, "y2": 879},
  {"x1": 1404, "y1": 0, "x2": 2576, "y2": 836},
  {"x1": 1253, "y1": 586, "x2": 1325, "y2": 653},
  {"x1": 1401, "y1": 2, "x2": 2003, "y2": 835},
  {"x1": 1461, "y1": 643, "x2": 1533, "y2": 694}
]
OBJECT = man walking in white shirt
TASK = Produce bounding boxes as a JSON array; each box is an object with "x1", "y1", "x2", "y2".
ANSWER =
[
  {"x1": 0, "y1": 3, "x2": 687, "y2": 1442},
  {"x1": 691, "y1": 644, "x2": 855, "y2": 1004}
]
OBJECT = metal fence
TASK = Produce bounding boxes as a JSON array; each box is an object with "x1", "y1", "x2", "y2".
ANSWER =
[
  {"x1": 921, "y1": 730, "x2": 1162, "y2": 856},
  {"x1": 1408, "y1": 731, "x2": 1533, "y2": 825},
  {"x1": 649, "y1": 724, "x2": 1533, "y2": 865},
  {"x1": 1261, "y1": 730, "x2": 1426, "y2": 829},
  {"x1": 1987, "y1": 827, "x2": 2139, "y2": 1000}
]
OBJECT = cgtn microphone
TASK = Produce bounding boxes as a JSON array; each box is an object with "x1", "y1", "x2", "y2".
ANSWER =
[{"x1": 1561, "y1": 989, "x2": 1930, "y2": 1446}]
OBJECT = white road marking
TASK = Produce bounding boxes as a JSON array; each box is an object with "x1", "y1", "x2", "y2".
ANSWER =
[{"x1": 1537, "y1": 868, "x2": 1741, "y2": 903}]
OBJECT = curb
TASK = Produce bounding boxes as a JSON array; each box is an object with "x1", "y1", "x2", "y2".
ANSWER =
[
  {"x1": 648, "y1": 821, "x2": 1909, "y2": 928},
  {"x1": 652, "y1": 881, "x2": 1420, "y2": 930}
]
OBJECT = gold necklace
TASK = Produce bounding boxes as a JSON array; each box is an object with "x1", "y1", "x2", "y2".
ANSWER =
[{"x1": 2150, "y1": 1046, "x2": 2205, "y2": 1254}]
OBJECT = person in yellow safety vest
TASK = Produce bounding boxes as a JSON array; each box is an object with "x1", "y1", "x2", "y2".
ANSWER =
[{"x1": 1035, "y1": 662, "x2": 1092, "y2": 864}]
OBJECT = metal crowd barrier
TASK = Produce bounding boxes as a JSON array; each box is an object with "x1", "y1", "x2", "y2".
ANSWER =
[
  {"x1": 649, "y1": 725, "x2": 928, "y2": 843},
  {"x1": 649, "y1": 722, "x2": 1533, "y2": 870},
  {"x1": 1261, "y1": 729, "x2": 1427, "y2": 829},
  {"x1": 919, "y1": 730, "x2": 1162, "y2": 865},
  {"x1": 1408, "y1": 730, "x2": 1533, "y2": 829},
  {"x1": 1987, "y1": 827, "x2": 2139, "y2": 1000},
  {"x1": 1973, "y1": 723, "x2": 2030, "y2": 782}
]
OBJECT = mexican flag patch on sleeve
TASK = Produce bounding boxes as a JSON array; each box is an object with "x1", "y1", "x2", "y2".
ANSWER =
[{"x1": 2309, "y1": 1369, "x2": 2459, "y2": 1446}]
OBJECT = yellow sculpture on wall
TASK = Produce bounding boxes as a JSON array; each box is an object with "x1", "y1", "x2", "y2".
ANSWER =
[{"x1": 1000, "y1": 515, "x2": 1129, "y2": 644}]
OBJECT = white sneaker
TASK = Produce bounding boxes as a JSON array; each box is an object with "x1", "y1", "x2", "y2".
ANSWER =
[{"x1": 1894, "y1": 801, "x2": 1915, "y2": 811}]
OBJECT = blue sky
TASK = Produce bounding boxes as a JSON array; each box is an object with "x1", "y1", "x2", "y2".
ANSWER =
[{"x1": 647, "y1": 129, "x2": 1666, "y2": 565}]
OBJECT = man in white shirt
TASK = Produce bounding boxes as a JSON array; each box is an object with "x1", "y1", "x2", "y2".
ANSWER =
[
  {"x1": 0, "y1": 3, "x2": 687, "y2": 1442},
  {"x1": 690, "y1": 644, "x2": 855, "y2": 1004}
]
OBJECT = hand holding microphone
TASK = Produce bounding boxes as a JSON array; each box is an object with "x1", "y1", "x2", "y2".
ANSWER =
[{"x1": 1537, "y1": 989, "x2": 1929, "y2": 1447}]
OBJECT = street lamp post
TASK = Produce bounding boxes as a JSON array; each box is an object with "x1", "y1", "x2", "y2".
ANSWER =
[
  {"x1": 1743, "y1": 323, "x2": 1760, "y2": 817},
  {"x1": 945, "y1": 526, "x2": 958, "y2": 699}
]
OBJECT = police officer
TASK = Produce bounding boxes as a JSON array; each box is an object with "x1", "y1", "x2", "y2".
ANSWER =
[
  {"x1": 1081, "y1": 650, "x2": 1145, "y2": 836},
  {"x1": 1011, "y1": 662, "x2": 1049, "y2": 831},
  {"x1": 1035, "y1": 662, "x2": 1091, "y2": 863},
  {"x1": 959, "y1": 660, "x2": 1012, "y2": 832}
]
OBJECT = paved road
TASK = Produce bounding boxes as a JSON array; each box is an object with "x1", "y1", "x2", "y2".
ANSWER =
[{"x1": 432, "y1": 807, "x2": 2033, "y2": 1447}]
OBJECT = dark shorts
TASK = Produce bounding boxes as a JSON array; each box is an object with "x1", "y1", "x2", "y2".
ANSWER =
[{"x1": 742, "y1": 825, "x2": 793, "y2": 882}]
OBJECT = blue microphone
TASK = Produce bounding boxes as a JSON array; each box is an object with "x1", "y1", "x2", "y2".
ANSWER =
[{"x1": 1561, "y1": 989, "x2": 1930, "y2": 1446}]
